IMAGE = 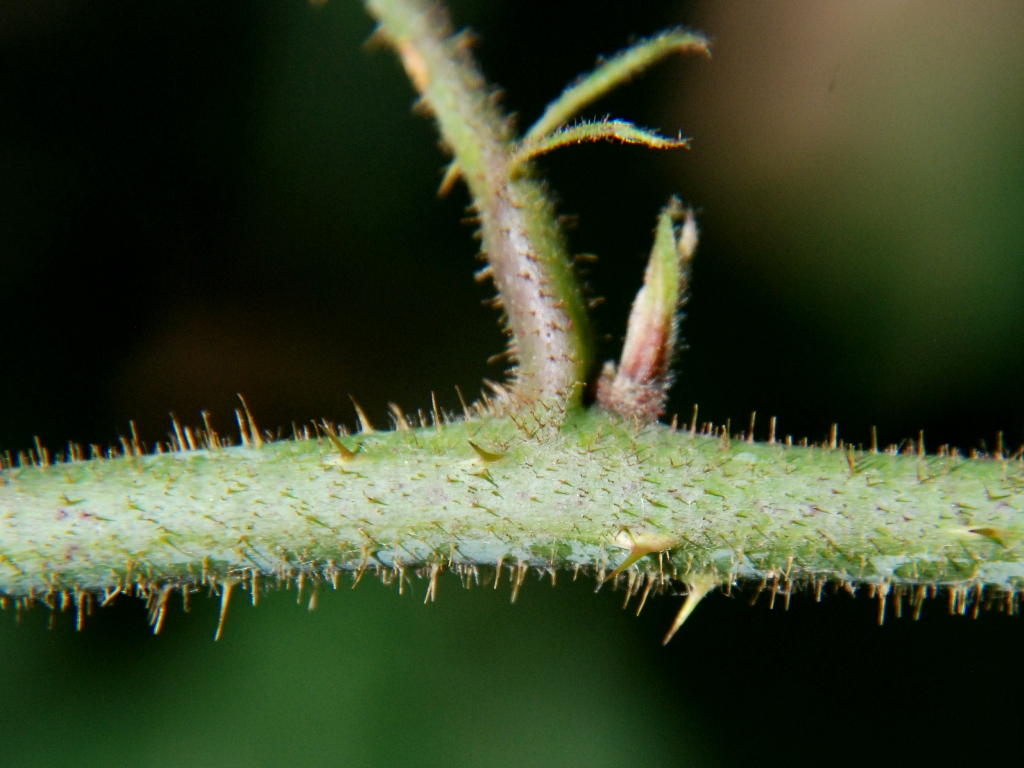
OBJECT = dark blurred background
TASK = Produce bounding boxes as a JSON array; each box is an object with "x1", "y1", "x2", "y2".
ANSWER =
[{"x1": 2, "y1": 1, "x2": 1023, "y2": 766}]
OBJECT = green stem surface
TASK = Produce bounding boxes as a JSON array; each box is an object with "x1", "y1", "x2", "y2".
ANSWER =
[
  {"x1": 2, "y1": 411, "x2": 1022, "y2": 611},
  {"x1": 367, "y1": 0, "x2": 592, "y2": 405}
]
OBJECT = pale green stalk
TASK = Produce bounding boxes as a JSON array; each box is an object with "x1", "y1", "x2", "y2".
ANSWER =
[
  {"x1": 1, "y1": 412, "x2": 1021, "y2": 628},
  {"x1": 367, "y1": 0, "x2": 592, "y2": 406}
]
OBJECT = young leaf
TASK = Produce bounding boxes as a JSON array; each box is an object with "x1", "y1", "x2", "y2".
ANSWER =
[
  {"x1": 510, "y1": 118, "x2": 689, "y2": 170},
  {"x1": 524, "y1": 29, "x2": 709, "y2": 142},
  {"x1": 439, "y1": 28, "x2": 708, "y2": 196}
]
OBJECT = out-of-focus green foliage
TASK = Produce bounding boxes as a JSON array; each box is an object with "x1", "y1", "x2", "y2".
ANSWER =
[{"x1": 0, "y1": 579, "x2": 718, "y2": 767}]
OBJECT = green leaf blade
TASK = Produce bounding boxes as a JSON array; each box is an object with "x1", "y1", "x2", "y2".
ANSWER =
[{"x1": 525, "y1": 29, "x2": 710, "y2": 142}]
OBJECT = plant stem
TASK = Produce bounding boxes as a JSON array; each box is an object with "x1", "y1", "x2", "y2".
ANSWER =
[
  {"x1": 367, "y1": 0, "x2": 593, "y2": 406},
  {"x1": 2, "y1": 411, "x2": 1022, "y2": 620},
  {"x1": 4, "y1": 1, "x2": 1018, "y2": 636}
]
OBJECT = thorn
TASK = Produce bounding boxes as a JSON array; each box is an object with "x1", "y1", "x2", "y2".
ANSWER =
[
  {"x1": 150, "y1": 584, "x2": 173, "y2": 635},
  {"x1": 214, "y1": 579, "x2": 238, "y2": 641},
  {"x1": 969, "y1": 527, "x2": 1007, "y2": 547},
  {"x1": 75, "y1": 589, "x2": 89, "y2": 631},
  {"x1": 425, "y1": 563, "x2": 440, "y2": 603},
  {"x1": 394, "y1": 38, "x2": 429, "y2": 93},
  {"x1": 913, "y1": 584, "x2": 926, "y2": 620},
  {"x1": 353, "y1": 547, "x2": 371, "y2": 587},
  {"x1": 129, "y1": 420, "x2": 143, "y2": 456},
  {"x1": 877, "y1": 581, "x2": 890, "y2": 625},
  {"x1": 350, "y1": 396, "x2": 375, "y2": 434},
  {"x1": 431, "y1": 392, "x2": 443, "y2": 433},
  {"x1": 494, "y1": 556, "x2": 503, "y2": 589},
  {"x1": 663, "y1": 574, "x2": 714, "y2": 644},
  {"x1": 325, "y1": 432, "x2": 359, "y2": 461},
  {"x1": 768, "y1": 416, "x2": 776, "y2": 444},
  {"x1": 308, "y1": 583, "x2": 319, "y2": 611},
  {"x1": 689, "y1": 404, "x2": 698, "y2": 435},
  {"x1": 468, "y1": 440, "x2": 504, "y2": 462},
  {"x1": 870, "y1": 425, "x2": 878, "y2": 453},
  {"x1": 438, "y1": 160, "x2": 462, "y2": 196},
  {"x1": 623, "y1": 571, "x2": 638, "y2": 608},
  {"x1": 511, "y1": 560, "x2": 526, "y2": 603},
  {"x1": 237, "y1": 395, "x2": 263, "y2": 449},
  {"x1": 388, "y1": 403, "x2": 411, "y2": 432},
  {"x1": 33, "y1": 436, "x2": 49, "y2": 467},
  {"x1": 606, "y1": 528, "x2": 676, "y2": 583},
  {"x1": 747, "y1": 412, "x2": 756, "y2": 443},
  {"x1": 455, "y1": 385, "x2": 471, "y2": 423},
  {"x1": 200, "y1": 411, "x2": 217, "y2": 450},
  {"x1": 829, "y1": 424, "x2": 838, "y2": 450},
  {"x1": 482, "y1": 379, "x2": 512, "y2": 403},
  {"x1": 670, "y1": 414, "x2": 678, "y2": 432},
  {"x1": 636, "y1": 577, "x2": 655, "y2": 616},
  {"x1": 486, "y1": 349, "x2": 515, "y2": 366},
  {"x1": 918, "y1": 430, "x2": 925, "y2": 457},
  {"x1": 235, "y1": 409, "x2": 251, "y2": 447},
  {"x1": 100, "y1": 583, "x2": 122, "y2": 607}
]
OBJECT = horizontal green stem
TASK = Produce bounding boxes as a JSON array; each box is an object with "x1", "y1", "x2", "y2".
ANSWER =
[{"x1": 2, "y1": 410, "x2": 1023, "y2": 607}]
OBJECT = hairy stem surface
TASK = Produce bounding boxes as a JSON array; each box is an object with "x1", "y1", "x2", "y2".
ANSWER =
[
  {"x1": 3, "y1": 411, "x2": 1022, "y2": 622},
  {"x1": 367, "y1": 0, "x2": 593, "y2": 405}
]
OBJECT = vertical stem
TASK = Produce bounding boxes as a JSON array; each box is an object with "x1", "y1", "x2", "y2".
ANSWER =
[{"x1": 365, "y1": 0, "x2": 593, "y2": 409}]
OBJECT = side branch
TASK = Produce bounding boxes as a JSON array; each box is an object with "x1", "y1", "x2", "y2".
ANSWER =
[{"x1": 366, "y1": 0, "x2": 593, "y2": 408}]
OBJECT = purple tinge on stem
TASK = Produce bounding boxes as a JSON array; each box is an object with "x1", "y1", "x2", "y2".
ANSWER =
[{"x1": 597, "y1": 198, "x2": 697, "y2": 422}]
